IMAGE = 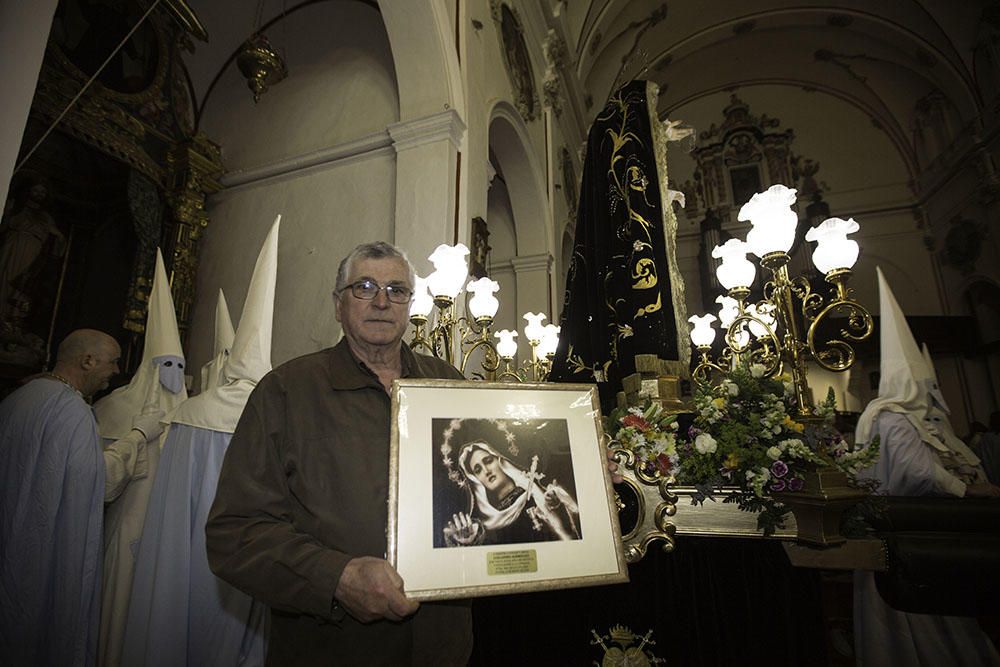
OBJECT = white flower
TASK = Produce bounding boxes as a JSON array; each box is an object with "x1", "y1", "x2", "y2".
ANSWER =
[
  {"x1": 724, "y1": 381, "x2": 739, "y2": 397},
  {"x1": 767, "y1": 446, "x2": 782, "y2": 460},
  {"x1": 746, "y1": 470, "x2": 756, "y2": 480},
  {"x1": 750, "y1": 363, "x2": 766, "y2": 378},
  {"x1": 694, "y1": 433, "x2": 718, "y2": 454}
]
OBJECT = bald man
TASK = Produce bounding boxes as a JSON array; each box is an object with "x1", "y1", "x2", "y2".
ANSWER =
[{"x1": 0, "y1": 329, "x2": 164, "y2": 667}]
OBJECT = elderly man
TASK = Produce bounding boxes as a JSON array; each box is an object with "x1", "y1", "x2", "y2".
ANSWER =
[
  {"x1": 207, "y1": 241, "x2": 473, "y2": 665},
  {"x1": 0, "y1": 329, "x2": 163, "y2": 666}
]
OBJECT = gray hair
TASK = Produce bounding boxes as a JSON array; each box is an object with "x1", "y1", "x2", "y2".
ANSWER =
[{"x1": 334, "y1": 241, "x2": 416, "y2": 294}]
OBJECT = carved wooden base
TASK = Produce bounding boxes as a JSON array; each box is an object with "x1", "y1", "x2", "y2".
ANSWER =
[{"x1": 772, "y1": 467, "x2": 866, "y2": 547}]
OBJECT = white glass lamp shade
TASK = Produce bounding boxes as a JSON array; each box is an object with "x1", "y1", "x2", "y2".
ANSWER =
[
  {"x1": 688, "y1": 314, "x2": 717, "y2": 347},
  {"x1": 522, "y1": 312, "x2": 547, "y2": 342},
  {"x1": 409, "y1": 275, "x2": 434, "y2": 318},
  {"x1": 715, "y1": 295, "x2": 740, "y2": 328},
  {"x1": 711, "y1": 239, "x2": 756, "y2": 290},
  {"x1": 538, "y1": 324, "x2": 561, "y2": 357},
  {"x1": 426, "y1": 243, "x2": 470, "y2": 298},
  {"x1": 466, "y1": 277, "x2": 500, "y2": 319},
  {"x1": 805, "y1": 217, "x2": 860, "y2": 273},
  {"x1": 746, "y1": 303, "x2": 776, "y2": 339},
  {"x1": 738, "y1": 184, "x2": 799, "y2": 257},
  {"x1": 495, "y1": 329, "x2": 518, "y2": 359}
]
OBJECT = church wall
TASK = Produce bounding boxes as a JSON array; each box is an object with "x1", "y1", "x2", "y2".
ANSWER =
[
  {"x1": 197, "y1": 2, "x2": 399, "y2": 173},
  {"x1": 0, "y1": 0, "x2": 59, "y2": 209},
  {"x1": 186, "y1": 2, "x2": 399, "y2": 376},
  {"x1": 462, "y1": 1, "x2": 556, "y2": 321},
  {"x1": 189, "y1": 149, "x2": 396, "y2": 374}
]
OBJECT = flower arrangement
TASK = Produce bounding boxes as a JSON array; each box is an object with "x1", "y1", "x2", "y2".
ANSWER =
[{"x1": 608, "y1": 363, "x2": 879, "y2": 536}]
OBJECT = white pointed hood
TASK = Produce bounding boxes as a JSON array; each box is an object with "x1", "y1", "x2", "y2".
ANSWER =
[
  {"x1": 199, "y1": 289, "x2": 235, "y2": 393},
  {"x1": 95, "y1": 249, "x2": 188, "y2": 439},
  {"x1": 919, "y1": 343, "x2": 981, "y2": 466},
  {"x1": 856, "y1": 268, "x2": 946, "y2": 453},
  {"x1": 168, "y1": 215, "x2": 279, "y2": 433}
]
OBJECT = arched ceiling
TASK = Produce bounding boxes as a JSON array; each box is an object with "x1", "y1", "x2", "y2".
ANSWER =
[{"x1": 564, "y1": 0, "x2": 994, "y2": 174}]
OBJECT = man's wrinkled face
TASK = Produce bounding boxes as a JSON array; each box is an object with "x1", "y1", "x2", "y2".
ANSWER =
[
  {"x1": 154, "y1": 354, "x2": 186, "y2": 394},
  {"x1": 335, "y1": 257, "x2": 412, "y2": 350}
]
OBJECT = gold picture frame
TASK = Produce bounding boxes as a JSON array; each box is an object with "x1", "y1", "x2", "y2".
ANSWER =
[{"x1": 388, "y1": 379, "x2": 629, "y2": 601}]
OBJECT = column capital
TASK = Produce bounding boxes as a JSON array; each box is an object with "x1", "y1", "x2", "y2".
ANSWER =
[
  {"x1": 387, "y1": 109, "x2": 466, "y2": 153},
  {"x1": 510, "y1": 253, "x2": 553, "y2": 273}
]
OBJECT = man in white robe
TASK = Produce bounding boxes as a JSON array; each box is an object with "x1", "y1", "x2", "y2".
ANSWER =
[
  {"x1": 93, "y1": 249, "x2": 188, "y2": 667},
  {"x1": 853, "y1": 268, "x2": 1000, "y2": 667},
  {"x1": 121, "y1": 216, "x2": 279, "y2": 666},
  {"x1": 0, "y1": 329, "x2": 162, "y2": 666}
]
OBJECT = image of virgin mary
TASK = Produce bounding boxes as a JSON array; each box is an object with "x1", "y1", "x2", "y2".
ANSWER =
[{"x1": 442, "y1": 440, "x2": 581, "y2": 547}]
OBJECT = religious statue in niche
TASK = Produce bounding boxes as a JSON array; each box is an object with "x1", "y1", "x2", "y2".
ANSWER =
[
  {"x1": 470, "y1": 217, "x2": 491, "y2": 279},
  {"x1": 0, "y1": 178, "x2": 67, "y2": 368},
  {"x1": 790, "y1": 154, "x2": 827, "y2": 197},
  {"x1": 492, "y1": 0, "x2": 540, "y2": 122}
]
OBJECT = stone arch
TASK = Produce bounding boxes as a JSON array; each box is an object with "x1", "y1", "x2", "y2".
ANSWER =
[
  {"x1": 487, "y1": 101, "x2": 550, "y2": 256},
  {"x1": 487, "y1": 100, "x2": 554, "y2": 328},
  {"x1": 377, "y1": 0, "x2": 463, "y2": 120}
]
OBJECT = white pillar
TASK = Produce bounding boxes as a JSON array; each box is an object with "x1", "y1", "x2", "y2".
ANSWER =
[
  {"x1": 0, "y1": 0, "x2": 58, "y2": 210},
  {"x1": 511, "y1": 252, "x2": 554, "y2": 322},
  {"x1": 388, "y1": 109, "x2": 466, "y2": 275}
]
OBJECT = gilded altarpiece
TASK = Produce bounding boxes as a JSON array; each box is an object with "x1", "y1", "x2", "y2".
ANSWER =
[{"x1": 1, "y1": 0, "x2": 221, "y2": 381}]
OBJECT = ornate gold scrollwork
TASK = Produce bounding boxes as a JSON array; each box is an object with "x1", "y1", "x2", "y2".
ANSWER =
[{"x1": 612, "y1": 446, "x2": 677, "y2": 563}]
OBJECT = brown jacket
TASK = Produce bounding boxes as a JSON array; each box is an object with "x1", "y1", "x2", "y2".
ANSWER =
[{"x1": 206, "y1": 340, "x2": 472, "y2": 665}]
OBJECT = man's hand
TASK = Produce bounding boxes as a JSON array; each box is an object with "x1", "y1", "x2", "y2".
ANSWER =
[
  {"x1": 334, "y1": 557, "x2": 419, "y2": 623},
  {"x1": 965, "y1": 482, "x2": 1000, "y2": 498}
]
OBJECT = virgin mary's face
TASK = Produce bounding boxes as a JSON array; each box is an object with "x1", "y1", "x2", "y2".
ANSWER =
[{"x1": 468, "y1": 448, "x2": 509, "y2": 493}]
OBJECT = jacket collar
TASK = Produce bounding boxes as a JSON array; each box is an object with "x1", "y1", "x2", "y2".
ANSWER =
[{"x1": 326, "y1": 338, "x2": 419, "y2": 391}]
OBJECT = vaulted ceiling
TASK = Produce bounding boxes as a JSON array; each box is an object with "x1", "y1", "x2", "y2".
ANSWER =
[{"x1": 565, "y1": 0, "x2": 996, "y2": 179}]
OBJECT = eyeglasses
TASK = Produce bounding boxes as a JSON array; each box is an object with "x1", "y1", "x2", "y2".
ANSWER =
[{"x1": 342, "y1": 279, "x2": 413, "y2": 304}]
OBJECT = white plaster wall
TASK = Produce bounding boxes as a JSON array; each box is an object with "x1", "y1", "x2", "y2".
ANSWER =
[
  {"x1": 186, "y1": 3, "x2": 398, "y2": 377},
  {"x1": 487, "y1": 176, "x2": 518, "y2": 335},
  {"x1": 189, "y1": 150, "x2": 396, "y2": 375},
  {"x1": 199, "y1": 2, "x2": 398, "y2": 173},
  {"x1": 0, "y1": 0, "x2": 58, "y2": 208}
]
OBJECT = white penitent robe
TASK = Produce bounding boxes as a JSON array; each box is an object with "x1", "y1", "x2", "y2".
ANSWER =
[
  {"x1": 0, "y1": 378, "x2": 104, "y2": 667},
  {"x1": 122, "y1": 424, "x2": 269, "y2": 666},
  {"x1": 100, "y1": 433, "x2": 160, "y2": 667},
  {"x1": 854, "y1": 411, "x2": 1000, "y2": 667}
]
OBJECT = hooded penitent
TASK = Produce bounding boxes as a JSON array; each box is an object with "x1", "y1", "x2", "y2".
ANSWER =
[
  {"x1": 167, "y1": 214, "x2": 279, "y2": 432},
  {"x1": 95, "y1": 248, "x2": 188, "y2": 667},
  {"x1": 199, "y1": 289, "x2": 235, "y2": 394},
  {"x1": 119, "y1": 216, "x2": 280, "y2": 667},
  {"x1": 94, "y1": 248, "x2": 188, "y2": 438},
  {"x1": 852, "y1": 269, "x2": 999, "y2": 667},
  {"x1": 856, "y1": 267, "x2": 974, "y2": 465},
  {"x1": 919, "y1": 343, "x2": 982, "y2": 469}
]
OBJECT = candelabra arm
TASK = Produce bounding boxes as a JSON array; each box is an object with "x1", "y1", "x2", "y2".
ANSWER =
[
  {"x1": 805, "y1": 270, "x2": 874, "y2": 372},
  {"x1": 408, "y1": 319, "x2": 435, "y2": 356},
  {"x1": 691, "y1": 347, "x2": 725, "y2": 388},
  {"x1": 763, "y1": 255, "x2": 814, "y2": 416}
]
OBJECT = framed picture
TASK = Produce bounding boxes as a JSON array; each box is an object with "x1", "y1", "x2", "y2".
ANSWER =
[{"x1": 388, "y1": 379, "x2": 629, "y2": 601}]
